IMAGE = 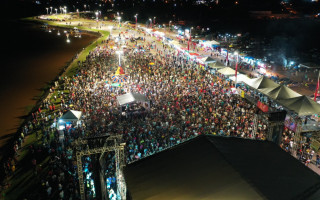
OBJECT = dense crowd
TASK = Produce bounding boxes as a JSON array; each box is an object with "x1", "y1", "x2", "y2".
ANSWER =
[{"x1": 0, "y1": 25, "x2": 312, "y2": 200}]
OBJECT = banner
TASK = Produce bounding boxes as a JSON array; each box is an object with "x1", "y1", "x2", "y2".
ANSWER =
[
  {"x1": 257, "y1": 101, "x2": 268, "y2": 112},
  {"x1": 240, "y1": 90, "x2": 245, "y2": 98},
  {"x1": 111, "y1": 83, "x2": 121, "y2": 87},
  {"x1": 284, "y1": 116, "x2": 297, "y2": 132}
]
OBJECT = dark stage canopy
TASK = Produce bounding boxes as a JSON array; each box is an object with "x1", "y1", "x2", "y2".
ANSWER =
[{"x1": 124, "y1": 135, "x2": 320, "y2": 200}]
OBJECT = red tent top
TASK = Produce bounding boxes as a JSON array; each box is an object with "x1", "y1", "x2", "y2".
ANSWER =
[
  {"x1": 189, "y1": 53, "x2": 200, "y2": 56},
  {"x1": 115, "y1": 66, "x2": 125, "y2": 75}
]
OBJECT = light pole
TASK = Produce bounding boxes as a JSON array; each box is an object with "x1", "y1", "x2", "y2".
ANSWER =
[
  {"x1": 64, "y1": 6, "x2": 67, "y2": 14},
  {"x1": 46, "y1": 7, "x2": 48, "y2": 15},
  {"x1": 168, "y1": 20, "x2": 172, "y2": 33},
  {"x1": 135, "y1": 14, "x2": 138, "y2": 29},
  {"x1": 84, "y1": 4, "x2": 86, "y2": 11},
  {"x1": 55, "y1": 8, "x2": 57, "y2": 14},
  {"x1": 149, "y1": 18, "x2": 152, "y2": 28},
  {"x1": 77, "y1": 9, "x2": 79, "y2": 18},
  {"x1": 95, "y1": 11, "x2": 98, "y2": 20},
  {"x1": 116, "y1": 50, "x2": 123, "y2": 66},
  {"x1": 108, "y1": 26, "x2": 113, "y2": 37},
  {"x1": 234, "y1": 51, "x2": 239, "y2": 87},
  {"x1": 50, "y1": 7, "x2": 52, "y2": 14},
  {"x1": 153, "y1": 17, "x2": 156, "y2": 25},
  {"x1": 59, "y1": 7, "x2": 62, "y2": 14},
  {"x1": 117, "y1": 16, "x2": 121, "y2": 30},
  {"x1": 188, "y1": 27, "x2": 193, "y2": 51}
]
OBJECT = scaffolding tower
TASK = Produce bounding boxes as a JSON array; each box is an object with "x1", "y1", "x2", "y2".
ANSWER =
[
  {"x1": 74, "y1": 135, "x2": 126, "y2": 200},
  {"x1": 252, "y1": 114, "x2": 258, "y2": 138}
]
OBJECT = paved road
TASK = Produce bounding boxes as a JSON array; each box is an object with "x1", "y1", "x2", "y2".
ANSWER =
[{"x1": 57, "y1": 19, "x2": 318, "y2": 97}]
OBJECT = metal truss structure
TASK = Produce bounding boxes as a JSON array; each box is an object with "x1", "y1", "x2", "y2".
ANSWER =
[{"x1": 74, "y1": 135, "x2": 126, "y2": 200}]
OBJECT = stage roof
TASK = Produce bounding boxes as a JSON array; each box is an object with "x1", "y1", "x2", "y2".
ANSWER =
[
  {"x1": 59, "y1": 110, "x2": 82, "y2": 121},
  {"x1": 116, "y1": 92, "x2": 148, "y2": 106},
  {"x1": 124, "y1": 135, "x2": 320, "y2": 200}
]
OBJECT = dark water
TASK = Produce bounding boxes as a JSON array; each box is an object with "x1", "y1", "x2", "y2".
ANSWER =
[{"x1": 0, "y1": 20, "x2": 98, "y2": 146}]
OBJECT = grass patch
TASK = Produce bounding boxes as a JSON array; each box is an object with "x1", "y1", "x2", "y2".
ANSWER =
[{"x1": 2, "y1": 131, "x2": 45, "y2": 200}]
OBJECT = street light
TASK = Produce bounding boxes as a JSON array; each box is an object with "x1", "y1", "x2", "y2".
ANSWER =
[
  {"x1": 188, "y1": 27, "x2": 193, "y2": 51},
  {"x1": 95, "y1": 11, "x2": 98, "y2": 20},
  {"x1": 116, "y1": 50, "x2": 123, "y2": 66},
  {"x1": 117, "y1": 16, "x2": 121, "y2": 30},
  {"x1": 234, "y1": 51, "x2": 239, "y2": 87},
  {"x1": 55, "y1": 8, "x2": 57, "y2": 14},
  {"x1": 149, "y1": 18, "x2": 152, "y2": 28},
  {"x1": 108, "y1": 26, "x2": 113, "y2": 37},
  {"x1": 153, "y1": 17, "x2": 156, "y2": 24},
  {"x1": 46, "y1": 7, "x2": 48, "y2": 15},
  {"x1": 50, "y1": 7, "x2": 52, "y2": 15},
  {"x1": 66, "y1": 34, "x2": 70, "y2": 43},
  {"x1": 135, "y1": 14, "x2": 138, "y2": 29}
]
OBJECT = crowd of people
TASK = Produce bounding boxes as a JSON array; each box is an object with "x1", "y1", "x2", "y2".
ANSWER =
[{"x1": 0, "y1": 23, "x2": 314, "y2": 200}]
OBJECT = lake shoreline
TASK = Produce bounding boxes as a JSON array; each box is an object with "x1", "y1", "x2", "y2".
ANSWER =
[{"x1": 0, "y1": 17, "x2": 105, "y2": 159}]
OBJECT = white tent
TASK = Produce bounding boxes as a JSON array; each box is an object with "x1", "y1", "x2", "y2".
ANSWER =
[
  {"x1": 229, "y1": 74, "x2": 251, "y2": 83},
  {"x1": 208, "y1": 62, "x2": 224, "y2": 69},
  {"x1": 207, "y1": 40, "x2": 220, "y2": 45},
  {"x1": 245, "y1": 76, "x2": 279, "y2": 90},
  {"x1": 259, "y1": 85, "x2": 302, "y2": 100},
  {"x1": 279, "y1": 95, "x2": 320, "y2": 116},
  {"x1": 201, "y1": 56, "x2": 216, "y2": 63},
  {"x1": 60, "y1": 110, "x2": 82, "y2": 121},
  {"x1": 218, "y1": 67, "x2": 238, "y2": 76},
  {"x1": 117, "y1": 92, "x2": 149, "y2": 106},
  {"x1": 170, "y1": 40, "x2": 181, "y2": 48},
  {"x1": 200, "y1": 40, "x2": 220, "y2": 46}
]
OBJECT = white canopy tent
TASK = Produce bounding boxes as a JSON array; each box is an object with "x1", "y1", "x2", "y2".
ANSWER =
[
  {"x1": 169, "y1": 40, "x2": 181, "y2": 48},
  {"x1": 57, "y1": 110, "x2": 83, "y2": 131},
  {"x1": 245, "y1": 76, "x2": 279, "y2": 90},
  {"x1": 229, "y1": 74, "x2": 251, "y2": 83},
  {"x1": 218, "y1": 67, "x2": 238, "y2": 76},
  {"x1": 279, "y1": 95, "x2": 320, "y2": 116},
  {"x1": 200, "y1": 56, "x2": 216, "y2": 64},
  {"x1": 208, "y1": 62, "x2": 224, "y2": 69},
  {"x1": 199, "y1": 40, "x2": 220, "y2": 47},
  {"x1": 60, "y1": 110, "x2": 82, "y2": 121},
  {"x1": 206, "y1": 40, "x2": 220, "y2": 45},
  {"x1": 259, "y1": 85, "x2": 302, "y2": 100}
]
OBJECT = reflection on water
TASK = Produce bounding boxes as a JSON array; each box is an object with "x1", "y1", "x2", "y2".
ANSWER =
[{"x1": 0, "y1": 20, "x2": 98, "y2": 146}]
